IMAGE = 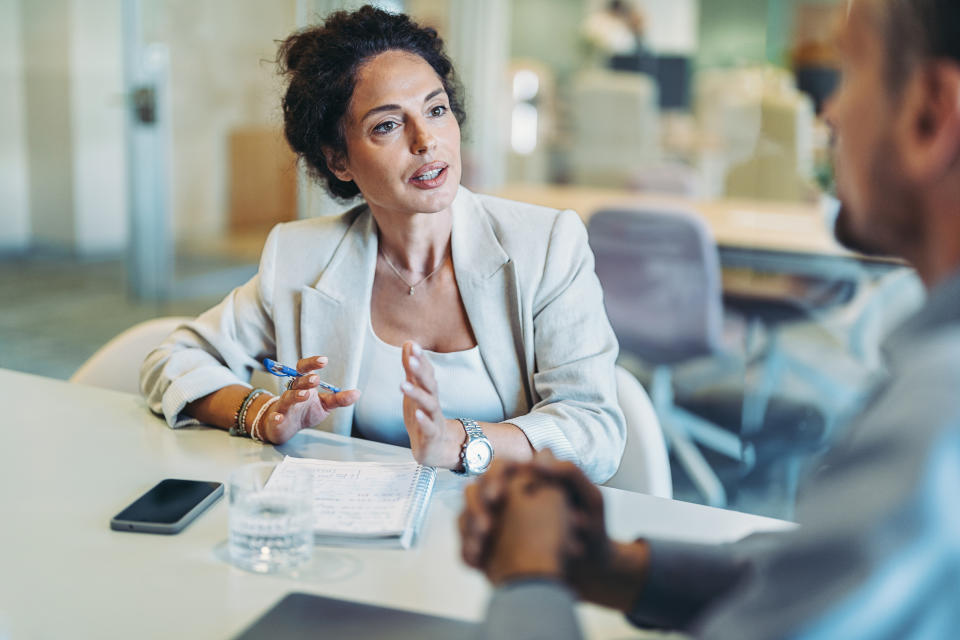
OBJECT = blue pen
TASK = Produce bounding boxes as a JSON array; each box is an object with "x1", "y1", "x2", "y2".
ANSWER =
[{"x1": 263, "y1": 358, "x2": 342, "y2": 393}]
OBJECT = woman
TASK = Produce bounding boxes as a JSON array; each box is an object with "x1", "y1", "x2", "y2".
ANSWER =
[{"x1": 141, "y1": 5, "x2": 625, "y2": 482}]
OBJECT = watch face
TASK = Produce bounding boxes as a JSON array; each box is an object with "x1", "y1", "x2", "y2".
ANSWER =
[{"x1": 465, "y1": 439, "x2": 493, "y2": 473}]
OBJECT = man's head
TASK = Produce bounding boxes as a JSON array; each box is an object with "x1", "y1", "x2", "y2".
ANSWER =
[{"x1": 828, "y1": 0, "x2": 960, "y2": 280}]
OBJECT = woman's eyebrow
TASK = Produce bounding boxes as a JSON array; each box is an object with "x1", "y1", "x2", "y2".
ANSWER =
[
  {"x1": 360, "y1": 103, "x2": 401, "y2": 122},
  {"x1": 360, "y1": 87, "x2": 446, "y2": 123},
  {"x1": 423, "y1": 87, "x2": 445, "y2": 103}
]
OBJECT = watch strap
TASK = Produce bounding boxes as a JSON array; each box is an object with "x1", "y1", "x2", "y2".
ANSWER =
[
  {"x1": 459, "y1": 417, "x2": 484, "y2": 440},
  {"x1": 456, "y1": 418, "x2": 488, "y2": 475}
]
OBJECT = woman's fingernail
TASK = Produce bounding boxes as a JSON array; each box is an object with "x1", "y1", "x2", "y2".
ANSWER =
[
  {"x1": 408, "y1": 356, "x2": 419, "y2": 370},
  {"x1": 308, "y1": 375, "x2": 318, "y2": 383},
  {"x1": 400, "y1": 381, "x2": 413, "y2": 393},
  {"x1": 297, "y1": 390, "x2": 307, "y2": 398},
  {"x1": 415, "y1": 409, "x2": 427, "y2": 422},
  {"x1": 412, "y1": 342, "x2": 422, "y2": 356}
]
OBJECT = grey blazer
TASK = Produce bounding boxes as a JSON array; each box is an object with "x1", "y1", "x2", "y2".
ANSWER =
[{"x1": 141, "y1": 187, "x2": 626, "y2": 482}]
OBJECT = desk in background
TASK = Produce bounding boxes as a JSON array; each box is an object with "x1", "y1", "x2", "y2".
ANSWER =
[
  {"x1": 492, "y1": 183, "x2": 898, "y2": 283},
  {"x1": 0, "y1": 369, "x2": 791, "y2": 639}
]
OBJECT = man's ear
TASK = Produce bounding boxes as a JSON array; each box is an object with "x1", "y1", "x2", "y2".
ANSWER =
[
  {"x1": 322, "y1": 147, "x2": 353, "y2": 182},
  {"x1": 902, "y1": 61, "x2": 960, "y2": 183}
]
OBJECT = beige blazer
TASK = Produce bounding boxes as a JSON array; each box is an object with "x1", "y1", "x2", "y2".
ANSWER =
[{"x1": 141, "y1": 187, "x2": 625, "y2": 482}]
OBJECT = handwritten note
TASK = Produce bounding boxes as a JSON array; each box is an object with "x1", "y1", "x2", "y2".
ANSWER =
[{"x1": 268, "y1": 456, "x2": 432, "y2": 538}]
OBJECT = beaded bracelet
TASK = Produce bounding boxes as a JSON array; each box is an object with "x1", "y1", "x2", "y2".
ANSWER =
[
  {"x1": 229, "y1": 387, "x2": 268, "y2": 437},
  {"x1": 250, "y1": 396, "x2": 280, "y2": 443}
]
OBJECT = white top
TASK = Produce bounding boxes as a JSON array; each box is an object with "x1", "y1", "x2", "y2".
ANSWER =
[{"x1": 353, "y1": 318, "x2": 505, "y2": 446}]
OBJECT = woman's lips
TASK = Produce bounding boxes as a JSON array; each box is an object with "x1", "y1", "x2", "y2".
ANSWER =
[{"x1": 409, "y1": 163, "x2": 448, "y2": 189}]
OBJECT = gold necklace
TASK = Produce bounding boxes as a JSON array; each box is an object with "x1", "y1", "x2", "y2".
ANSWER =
[{"x1": 379, "y1": 248, "x2": 449, "y2": 295}]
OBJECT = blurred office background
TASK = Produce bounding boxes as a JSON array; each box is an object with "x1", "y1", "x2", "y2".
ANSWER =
[{"x1": 0, "y1": 0, "x2": 925, "y2": 516}]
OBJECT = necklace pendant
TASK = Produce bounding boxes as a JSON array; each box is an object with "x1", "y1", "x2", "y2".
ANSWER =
[{"x1": 409, "y1": 287, "x2": 415, "y2": 296}]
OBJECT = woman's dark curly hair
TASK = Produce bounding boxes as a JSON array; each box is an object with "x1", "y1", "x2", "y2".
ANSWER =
[{"x1": 276, "y1": 5, "x2": 467, "y2": 200}]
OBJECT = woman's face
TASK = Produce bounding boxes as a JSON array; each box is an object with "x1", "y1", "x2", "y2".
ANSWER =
[{"x1": 331, "y1": 50, "x2": 462, "y2": 218}]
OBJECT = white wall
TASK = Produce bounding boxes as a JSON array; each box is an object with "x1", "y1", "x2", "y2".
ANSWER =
[
  {"x1": 11, "y1": 0, "x2": 127, "y2": 255},
  {"x1": 149, "y1": 0, "x2": 296, "y2": 241},
  {"x1": 0, "y1": 0, "x2": 31, "y2": 252},
  {"x1": 22, "y1": 0, "x2": 76, "y2": 250},
  {"x1": 70, "y1": 0, "x2": 127, "y2": 255},
  {"x1": 448, "y1": 0, "x2": 510, "y2": 190}
]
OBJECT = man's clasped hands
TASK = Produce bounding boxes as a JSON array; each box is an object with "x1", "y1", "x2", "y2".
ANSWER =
[{"x1": 458, "y1": 450, "x2": 651, "y2": 613}]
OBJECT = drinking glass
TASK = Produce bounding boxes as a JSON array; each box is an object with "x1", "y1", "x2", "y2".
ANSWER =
[{"x1": 228, "y1": 461, "x2": 313, "y2": 573}]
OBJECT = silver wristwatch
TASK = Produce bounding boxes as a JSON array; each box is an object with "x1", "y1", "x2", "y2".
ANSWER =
[{"x1": 457, "y1": 418, "x2": 494, "y2": 475}]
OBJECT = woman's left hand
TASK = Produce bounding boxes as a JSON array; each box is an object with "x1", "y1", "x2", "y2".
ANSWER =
[{"x1": 400, "y1": 341, "x2": 461, "y2": 468}]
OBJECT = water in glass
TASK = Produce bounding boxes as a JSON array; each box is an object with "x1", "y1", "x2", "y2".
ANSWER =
[{"x1": 228, "y1": 462, "x2": 312, "y2": 573}]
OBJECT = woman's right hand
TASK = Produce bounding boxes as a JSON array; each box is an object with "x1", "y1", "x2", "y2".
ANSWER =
[{"x1": 260, "y1": 356, "x2": 360, "y2": 444}]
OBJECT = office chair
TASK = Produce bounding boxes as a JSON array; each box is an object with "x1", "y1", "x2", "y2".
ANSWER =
[
  {"x1": 604, "y1": 365, "x2": 672, "y2": 498},
  {"x1": 589, "y1": 208, "x2": 748, "y2": 507},
  {"x1": 725, "y1": 276, "x2": 858, "y2": 441},
  {"x1": 70, "y1": 316, "x2": 193, "y2": 394},
  {"x1": 733, "y1": 266, "x2": 924, "y2": 443},
  {"x1": 71, "y1": 316, "x2": 278, "y2": 396}
]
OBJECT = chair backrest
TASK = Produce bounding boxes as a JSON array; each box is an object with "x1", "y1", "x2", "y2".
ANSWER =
[
  {"x1": 70, "y1": 316, "x2": 192, "y2": 394},
  {"x1": 588, "y1": 208, "x2": 724, "y2": 365},
  {"x1": 604, "y1": 365, "x2": 672, "y2": 498}
]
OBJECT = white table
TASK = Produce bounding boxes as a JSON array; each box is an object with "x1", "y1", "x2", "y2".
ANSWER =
[{"x1": 0, "y1": 369, "x2": 791, "y2": 639}]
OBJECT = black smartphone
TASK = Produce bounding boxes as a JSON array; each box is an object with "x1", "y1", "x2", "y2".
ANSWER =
[{"x1": 110, "y1": 479, "x2": 224, "y2": 534}]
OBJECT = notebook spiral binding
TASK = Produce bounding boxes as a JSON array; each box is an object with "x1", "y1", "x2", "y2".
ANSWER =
[{"x1": 400, "y1": 465, "x2": 437, "y2": 549}]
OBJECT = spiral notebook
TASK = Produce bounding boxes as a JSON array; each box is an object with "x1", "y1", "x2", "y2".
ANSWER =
[{"x1": 267, "y1": 456, "x2": 436, "y2": 549}]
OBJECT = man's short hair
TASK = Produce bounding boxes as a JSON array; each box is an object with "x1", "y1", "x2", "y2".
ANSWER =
[{"x1": 881, "y1": 0, "x2": 960, "y2": 91}]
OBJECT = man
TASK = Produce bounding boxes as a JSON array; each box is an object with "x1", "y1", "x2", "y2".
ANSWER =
[{"x1": 459, "y1": 0, "x2": 960, "y2": 637}]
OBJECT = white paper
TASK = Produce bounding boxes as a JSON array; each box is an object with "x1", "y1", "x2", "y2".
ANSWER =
[{"x1": 269, "y1": 456, "x2": 425, "y2": 537}]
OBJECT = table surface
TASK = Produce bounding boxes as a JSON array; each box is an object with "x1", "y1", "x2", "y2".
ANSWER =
[{"x1": 0, "y1": 369, "x2": 792, "y2": 639}]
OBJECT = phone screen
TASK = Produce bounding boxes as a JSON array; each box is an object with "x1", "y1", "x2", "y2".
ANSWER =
[{"x1": 114, "y1": 479, "x2": 223, "y2": 524}]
